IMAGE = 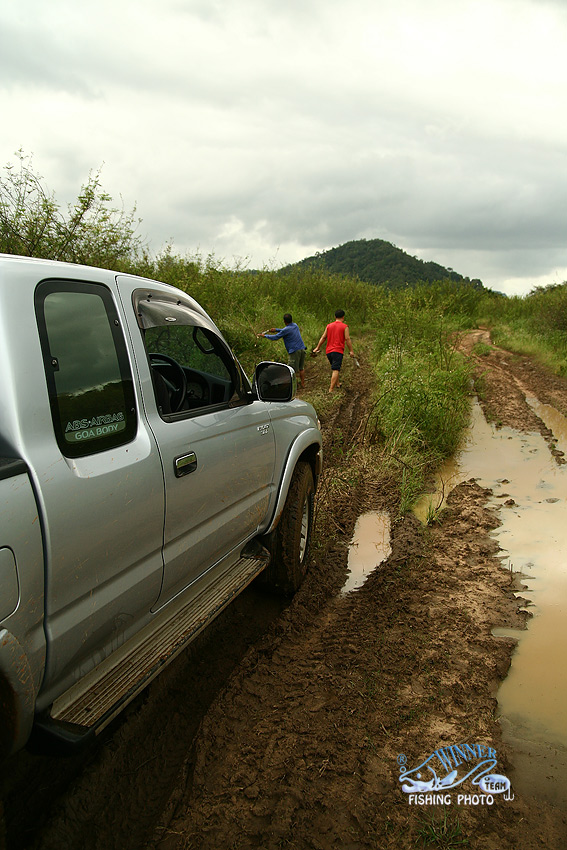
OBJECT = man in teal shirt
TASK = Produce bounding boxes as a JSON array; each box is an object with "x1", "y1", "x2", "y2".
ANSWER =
[{"x1": 258, "y1": 313, "x2": 306, "y2": 389}]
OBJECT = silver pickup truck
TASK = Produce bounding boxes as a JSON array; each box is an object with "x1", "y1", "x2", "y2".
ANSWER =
[{"x1": 0, "y1": 254, "x2": 322, "y2": 758}]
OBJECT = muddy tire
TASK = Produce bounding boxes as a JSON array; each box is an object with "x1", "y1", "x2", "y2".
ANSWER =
[{"x1": 263, "y1": 461, "x2": 315, "y2": 595}]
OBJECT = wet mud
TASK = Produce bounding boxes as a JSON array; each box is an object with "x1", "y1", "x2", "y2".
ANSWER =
[
  {"x1": 1, "y1": 588, "x2": 287, "y2": 850},
  {"x1": 3, "y1": 332, "x2": 567, "y2": 849}
]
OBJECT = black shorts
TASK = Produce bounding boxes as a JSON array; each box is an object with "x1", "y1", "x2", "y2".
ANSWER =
[{"x1": 327, "y1": 352, "x2": 343, "y2": 371}]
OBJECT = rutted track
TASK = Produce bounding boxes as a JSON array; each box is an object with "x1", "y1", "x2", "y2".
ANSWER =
[
  {"x1": 2, "y1": 589, "x2": 286, "y2": 850},
  {"x1": 2, "y1": 352, "x2": 373, "y2": 850},
  {"x1": 4, "y1": 335, "x2": 567, "y2": 849}
]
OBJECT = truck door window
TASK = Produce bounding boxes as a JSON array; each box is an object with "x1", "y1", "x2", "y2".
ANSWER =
[
  {"x1": 137, "y1": 298, "x2": 239, "y2": 418},
  {"x1": 35, "y1": 281, "x2": 137, "y2": 458}
]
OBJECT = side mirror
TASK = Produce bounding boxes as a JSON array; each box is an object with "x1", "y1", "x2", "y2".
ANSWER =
[{"x1": 253, "y1": 362, "x2": 296, "y2": 402}]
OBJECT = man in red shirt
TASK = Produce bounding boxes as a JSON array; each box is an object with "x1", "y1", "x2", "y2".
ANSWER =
[{"x1": 312, "y1": 309, "x2": 355, "y2": 392}]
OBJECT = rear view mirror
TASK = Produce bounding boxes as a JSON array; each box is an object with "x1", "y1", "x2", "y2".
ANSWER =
[{"x1": 253, "y1": 362, "x2": 295, "y2": 402}]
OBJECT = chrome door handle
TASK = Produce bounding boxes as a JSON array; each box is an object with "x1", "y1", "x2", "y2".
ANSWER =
[{"x1": 174, "y1": 451, "x2": 197, "y2": 477}]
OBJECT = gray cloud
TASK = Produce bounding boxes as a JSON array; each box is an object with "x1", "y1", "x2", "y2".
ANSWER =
[
  {"x1": 1, "y1": 0, "x2": 566, "y2": 295},
  {"x1": 0, "y1": 24, "x2": 96, "y2": 95}
]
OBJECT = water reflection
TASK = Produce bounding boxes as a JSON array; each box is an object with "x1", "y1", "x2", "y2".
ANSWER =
[{"x1": 343, "y1": 512, "x2": 392, "y2": 594}]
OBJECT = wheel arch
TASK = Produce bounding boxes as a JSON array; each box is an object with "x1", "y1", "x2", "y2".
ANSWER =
[
  {"x1": 262, "y1": 433, "x2": 322, "y2": 536},
  {"x1": 260, "y1": 459, "x2": 315, "y2": 595}
]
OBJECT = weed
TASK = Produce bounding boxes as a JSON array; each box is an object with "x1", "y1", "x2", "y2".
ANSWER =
[
  {"x1": 422, "y1": 474, "x2": 451, "y2": 525},
  {"x1": 472, "y1": 341, "x2": 492, "y2": 357},
  {"x1": 425, "y1": 499, "x2": 445, "y2": 525},
  {"x1": 417, "y1": 809, "x2": 470, "y2": 848}
]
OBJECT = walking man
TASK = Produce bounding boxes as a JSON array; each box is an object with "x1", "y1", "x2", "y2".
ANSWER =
[
  {"x1": 312, "y1": 309, "x2": 355, "y2": 392},
  {"x1": 258, "y1": 313, "x2": 307, "y2": 389}
]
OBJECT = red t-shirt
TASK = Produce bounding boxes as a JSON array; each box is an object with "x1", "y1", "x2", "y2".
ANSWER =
[{"x1": 326, "y1": 320, "x2": 348, "y2": 354}]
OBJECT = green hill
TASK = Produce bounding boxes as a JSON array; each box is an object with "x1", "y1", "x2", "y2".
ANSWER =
[{"x1": 280, "y1": 238, "x2": 483, "y2": 290}]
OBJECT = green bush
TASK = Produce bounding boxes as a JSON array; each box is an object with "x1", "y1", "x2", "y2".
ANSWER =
[
  {"x1": 374, "y1": 352, "x2": 471, "y2": 457},
  {"x1": 367, "y1": 290, "x2": 473, "y2": 512},
  {"x1": 0, "y1": 150, "x2": 144, "y2": 269}
]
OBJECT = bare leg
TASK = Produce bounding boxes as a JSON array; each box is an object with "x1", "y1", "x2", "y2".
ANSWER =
[{"x1": 329, "y1": 370, "x2": 341, "y2": 392}]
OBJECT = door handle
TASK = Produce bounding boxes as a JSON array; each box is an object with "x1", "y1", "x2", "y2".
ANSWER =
[{"x1": 174, "y1": 451, "x2": 197, "y2": 477}]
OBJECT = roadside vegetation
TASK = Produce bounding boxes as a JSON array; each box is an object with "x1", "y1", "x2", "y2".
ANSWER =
[
  {"x1": 2, "y1": 151, "x2": 567, "y2": 519},
  {"x1": 480, "y1": 283, "x2": 567, "y2": 376}
]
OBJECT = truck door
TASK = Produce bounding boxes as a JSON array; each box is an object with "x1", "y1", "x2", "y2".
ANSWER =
[
  {"x1": 120, "y1": 285, "x2": 276, "y2": 608},
  {"x1": 34, "y1": 279, "x2": 165, "y2": 704}
]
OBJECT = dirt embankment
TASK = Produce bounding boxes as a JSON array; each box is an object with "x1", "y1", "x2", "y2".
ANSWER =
[{"x1": 4, "y1": 332, "x2": 567, "y2": 849}]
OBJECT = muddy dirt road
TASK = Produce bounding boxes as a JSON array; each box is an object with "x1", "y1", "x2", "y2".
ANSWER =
[{"x1": 3, "y1": 332, "x2": 567, "y2": 849}]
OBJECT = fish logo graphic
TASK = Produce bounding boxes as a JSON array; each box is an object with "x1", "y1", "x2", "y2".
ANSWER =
[{"x1": 398, "y1": 744, "x2": 503, "y2": 794}]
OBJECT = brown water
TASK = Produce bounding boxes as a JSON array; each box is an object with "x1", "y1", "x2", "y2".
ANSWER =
[
  {"x1": 415, "y1": 397, "x2": 567, "y2": 807},
  {"x1": 343, "y1": 511, "x2": 392, "y2": 594}
]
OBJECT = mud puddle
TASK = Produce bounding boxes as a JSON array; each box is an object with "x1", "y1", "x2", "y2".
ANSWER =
[
  {"x1": 415, "y1": 396, "x2": 567, "y2": 808},
  {"x1": 343, "y1": 511, "x2": 391, "y2": 593}
]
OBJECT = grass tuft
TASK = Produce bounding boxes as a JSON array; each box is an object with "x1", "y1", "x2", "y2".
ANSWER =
[{"x1": 417, "y1": 809, "x2": 470, "y2": 848}]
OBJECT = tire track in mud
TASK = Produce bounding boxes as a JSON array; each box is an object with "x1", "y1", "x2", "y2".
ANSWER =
[
  {"x1": 144, "y1": 353, "x2": 412, "y2": 849},
  {"x1": 143, "y1": 358, "x2": 382, "y2": 847},
  {"x1": 3, "y1": 355, "x2": 375, "y2": 850},
  {"x1": 466, "y1": 330, "x2": 567, "y2": 464},
  {"x1": 311, "y1": 357, "x2": 388, "y2": 552},
  {"x1": 2, "y1": 589, "x2": 286, "y2": 850},
  {"x1": 323, "y1": 367, "x2": 370, "y2": 443}
]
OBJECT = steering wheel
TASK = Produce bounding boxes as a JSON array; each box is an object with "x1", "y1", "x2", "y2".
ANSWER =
[{"x1": 149, "y1": 353, "x2": 187, "y2": 412}]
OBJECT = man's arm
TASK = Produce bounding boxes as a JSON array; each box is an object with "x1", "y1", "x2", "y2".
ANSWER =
[
  {"x1": 260, "y1": 327, "x2": 285, "y2": 340},
  {"x1": 313, "y1": 328, "x2": 327, "y2": 353},
  {"x1": 345, "y1": 326, "x2": 355, "y2": 356}
]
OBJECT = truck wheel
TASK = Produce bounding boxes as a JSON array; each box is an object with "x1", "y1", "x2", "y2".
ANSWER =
[{"x1": 263, "y1": 461, "x2": 315, "y2": 595}]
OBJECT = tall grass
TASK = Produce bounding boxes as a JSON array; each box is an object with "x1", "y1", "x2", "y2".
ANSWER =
[
  {"x1": 367, "y1": 286, "x2": 473, "y2": 511},
  {"x1": 130, "y1": 252, "x2": 490, "y2": 513},
  {"x1": 483, "y1": 283, "x2": 567, "y2": 376},
  {"x1": 134, "y1": 250, "x2": 376, "y2": 373}
]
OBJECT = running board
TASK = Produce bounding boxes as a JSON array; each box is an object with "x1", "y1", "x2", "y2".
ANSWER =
[{"x1": 36, "y1": 549, "x2": 268, "y2": 748}]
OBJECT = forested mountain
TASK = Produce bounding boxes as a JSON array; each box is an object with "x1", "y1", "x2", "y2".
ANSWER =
[{"x1": 281, "y1": 238, "x2": 483, "y2": 289}]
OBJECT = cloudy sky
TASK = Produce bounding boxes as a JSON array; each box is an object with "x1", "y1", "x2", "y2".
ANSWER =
[{"x1": 1, "y1": 0, "x2": 566, "y2": 295}]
